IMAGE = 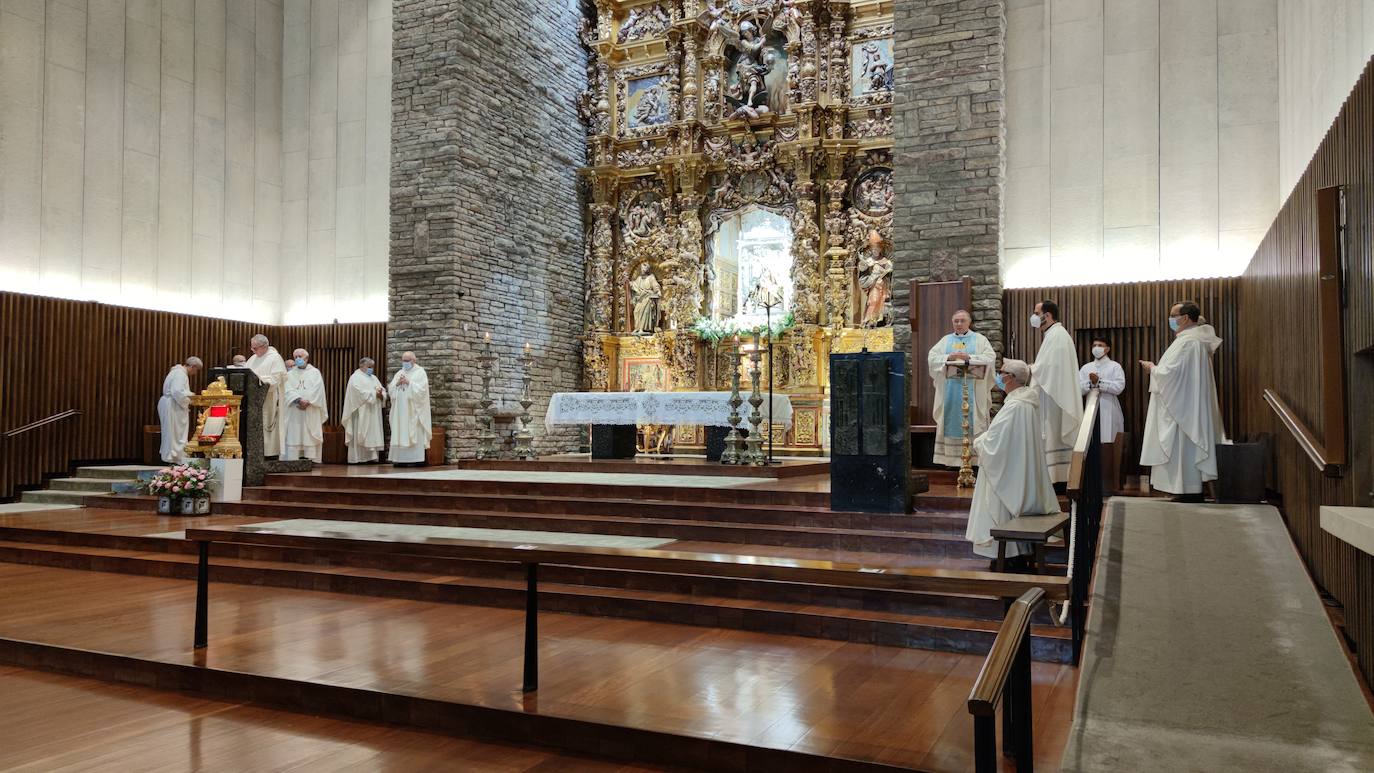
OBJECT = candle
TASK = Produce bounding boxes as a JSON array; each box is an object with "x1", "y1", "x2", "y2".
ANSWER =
[{"x1": 524, "y1": 342, "x2": 531, "y2": 352}]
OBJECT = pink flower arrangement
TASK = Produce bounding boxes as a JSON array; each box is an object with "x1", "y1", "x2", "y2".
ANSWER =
[{"x1": 141, "y1": 463, "x2": 217, "y2": 500}]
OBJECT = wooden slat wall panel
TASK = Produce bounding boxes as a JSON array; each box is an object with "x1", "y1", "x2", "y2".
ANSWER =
[
  {"x1": 1238, "y1": 58, "x2": 1374, "y2": 687},
  {"x1": 0, "y1": 293, "x2": 385, "y2": 500},
  {"x1": 1002, "y1": 279, "x2": 1241, "y2": 475}
]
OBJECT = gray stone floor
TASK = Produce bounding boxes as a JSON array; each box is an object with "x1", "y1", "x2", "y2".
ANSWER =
[{"x1": 1062, "y1": 499, "x2": 1374, "y2": 772}]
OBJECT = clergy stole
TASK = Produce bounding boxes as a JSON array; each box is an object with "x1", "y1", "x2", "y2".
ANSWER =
[
  {"x1": 281, "y1": 365, "x2": 328, "y2": 462},
  {"x1": 388, "y1": 366, "x2": 433, "y2": 464},
  {"x1": 1140, "y1": 325, "x2": 1226, "y2": 495},
  {"x1": 157, "y1": 365, "x2": 193, "y2": 464},
  {"x1": 1031, "y1": 324, "x2": 1083, "y2": 483},
  {"x1": 341, "y1": 371, "x2": 387, "y2": 463},
  {"x1": 965, "y1": 386, "x2": 1061, "y2": 559},
  {"x1": 926, "y1": 332, "x2": 995, "y2": 467}
]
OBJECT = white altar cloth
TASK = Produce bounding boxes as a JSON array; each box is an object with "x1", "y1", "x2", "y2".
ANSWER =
[{"x1": 546, "y1": 391, "x2": 793, "y2": 429}]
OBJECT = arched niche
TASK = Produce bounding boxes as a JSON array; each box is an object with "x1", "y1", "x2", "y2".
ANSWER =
[{"x1": 707, "y1": 207, "x2": 794, "y2": 325}]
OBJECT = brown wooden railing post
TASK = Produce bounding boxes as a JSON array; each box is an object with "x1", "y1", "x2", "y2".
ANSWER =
[{"x1": 969, "y1": 588, "x2": 1046, "y2": 773}]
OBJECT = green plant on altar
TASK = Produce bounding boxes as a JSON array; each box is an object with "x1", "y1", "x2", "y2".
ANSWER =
[
  {"x1": 690, "y1": 311, "x2": 797, "y2": 344},
  {"x1": 140, "y1": 462, "x2": 216, "y2": 502}
]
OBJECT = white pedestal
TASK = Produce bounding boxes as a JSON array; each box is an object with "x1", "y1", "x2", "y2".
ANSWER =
[{"x1": 210, "y1": 458, "x2": 244, "y2": 502}]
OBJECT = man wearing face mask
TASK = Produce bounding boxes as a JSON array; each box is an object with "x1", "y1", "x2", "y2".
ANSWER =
[
  {"x1": 341, "y1": 357, "x2": 387, "y2": 464},
  {"x1": 926, "y1": 309, "x2": 996, "y2": 467},
  {"x1": 281, "y1": 348, "x2": 329, "y2": 463},
  {"x1": 1139, "y1": 301, "x2": 1226, "y2": 502},
  {"x1": 1028, "y1": 300, "x2": 1082, "y2": 489},
  {"x1": 245, "y1": 334, "x2": 288, "y2": 457},
  {"x1": 965, "y1": 359, "x2": 1061, "y2": 565},
  {"x1": 388, "y1": 351, "x2": 433, "y2": 466}
]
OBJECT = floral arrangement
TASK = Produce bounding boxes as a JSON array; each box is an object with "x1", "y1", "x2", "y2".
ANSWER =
[
  {"x1": 141, "y1": 463, "x2": 215, "y2": 500},
  {"x1": 690, "y1": 311, "x2": 797, "y2": 344}
]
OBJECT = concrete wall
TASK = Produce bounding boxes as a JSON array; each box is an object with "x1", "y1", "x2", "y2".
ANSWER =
[
  {"x1": 1277, "y1": 0, "x2": 1374, "y2": 200},
  {"x1": 0, "y1": 0, "x2": 285, "y2": 321},
  {"x1": 1003, "y1": 0, "x2": 1281, "y2": 286},
  {"x1": 280, "y1": 0, "x2": 391, "y2": 324},
  {"x1": 388, "y1": 0, "x2": 586, "y2": 459}
]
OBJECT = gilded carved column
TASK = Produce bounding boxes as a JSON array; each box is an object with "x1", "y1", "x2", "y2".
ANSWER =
[
  {"x1": 589, "y1": 202, "x2": 615, "y2": 332},
  {"x1": 789, "y1": 152, "x2": 823, "y2": 325},
  {"x1": 680, "y1": 35, "x2": 700, "y2": 123},
  {"x1": 823, "y1": 177, "x2": 851, "y2": 330},
  {"x1": 827, "y1": 4, "x2": 848, "y2": 104}
]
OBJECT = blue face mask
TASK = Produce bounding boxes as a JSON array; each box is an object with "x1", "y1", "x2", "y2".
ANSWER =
[
  {"x1": 1168, "y1": 317, "x2": 1180, "y2": 332},
  {"x1": 365, "y1": 367, "x2": 374, "y2": 376},
  {"x1": 403, "y1": 362, "x2": 414, "y2": 371},
  {"x1": 295, "y1": 357, "x2": 306, "y2": 368},
  {"x1": 994, "y1": 373, "x2": 1006, "y2": 391}
]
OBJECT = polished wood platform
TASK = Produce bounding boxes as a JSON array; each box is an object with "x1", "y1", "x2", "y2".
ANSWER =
[
  {"x1": 0, "y1": 564, "x2": 1077, "y2": 771},
  {"x1": 0, "y1": 664, "x2": 658, "y2": 772}
]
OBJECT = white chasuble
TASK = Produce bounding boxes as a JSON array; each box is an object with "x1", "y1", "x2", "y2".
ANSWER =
[
  {"x1": 281, "y1": 365, "x2": 328, "y2": 462},
  {"x1": 157, "y1": 365, "x2": 194, "y2": 463},
  {"x1": 926, "y1": 332, "x2": 996, "y2": 467},
  {"x1": 1031, "y1": 324, "x2": 1083, "y2": 483},
  {"x1": 388, "y1": 366, "x2": 432, "y2": 464},
  {"x1": 965, "y1": 386, "x2": 1061, "y2": 559},
  {"x1": 341, "y1": 370, "x2": 387, "y2": 463},
  {"x1": 1077, "y1": 357, "x2": 1126, "y2": 443},
  {"x1": 246, "y1": 347, "x2": 288, "y2": 455},
  {"x1": 1141, "y1": 325, "x2": 1226, "y2": 495}
]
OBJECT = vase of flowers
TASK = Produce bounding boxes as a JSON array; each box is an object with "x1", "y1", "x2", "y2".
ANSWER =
[{"x1": 141, "y1": 463, "x2": 216, "y2": 516}]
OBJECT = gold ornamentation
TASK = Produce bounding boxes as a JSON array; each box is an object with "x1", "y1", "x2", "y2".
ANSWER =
[{"x1": 185, "y1": 377, "x2": 243, "y2": 459}]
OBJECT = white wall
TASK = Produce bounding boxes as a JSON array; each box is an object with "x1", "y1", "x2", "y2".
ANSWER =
[
  {"x1": 280, "y1": 0, "x2": 390, "y2": 324},
  {"x1": 0, "y1": 0, "x2": 284, "y2": 321},
  {"x1": 1277, "y1": 0, "x2": 1374, "y2": 200},
  {"x1": 1004, "y1": 0, "x2": 1281, "y2": 287}
]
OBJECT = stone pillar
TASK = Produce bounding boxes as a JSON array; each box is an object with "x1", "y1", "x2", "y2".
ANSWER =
[
  {"x1": 389, "y1": 0, "x2": 589, "y2": 459},
  {"x1": 892, "y1": 0, "x2": 1006, "y2": 353}
]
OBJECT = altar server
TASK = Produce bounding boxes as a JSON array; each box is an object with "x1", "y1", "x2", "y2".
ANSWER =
[
  {"x1": 1140, "y1": 301, "x2": 1226, "y2": 502},
  {"x1": 157, "y1": 357, "x2": 203, "y2": 463},
  {"x1": 341, "y1": 357, "x2": 387, "y2": 464},
  {"x1": 246, "y1": 334, "x2": 288, "y2": 456},
  {"x1": 926, "y1": 309, "x2": 996, "y2": 467},
  {"x1": 388, "y1": 351, "x2": 432, "y2": 465},
  {"x1": 281, "y1": 348, "x2": 328, "y2": 462},
  {"x1": 1029, "y1": 300, "x2": 1082, "y2": 484},
  {"x1": 1078, "y1": 336, "x2": 1126, "y2": 443},
  {"x1": 965, "y1": 359, "x2": 1060, "y2": 562}
]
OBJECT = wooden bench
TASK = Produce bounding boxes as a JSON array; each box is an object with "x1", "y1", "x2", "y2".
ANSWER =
[
  {"x1": 184, "y1": 521, "x2": 1070, "y2": 692},
  {"x1": 991, "y1": 513, "x2": 1070, "y2": 574}
]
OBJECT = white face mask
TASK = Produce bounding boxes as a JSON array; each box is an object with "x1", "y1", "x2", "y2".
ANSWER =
[
  {"x1": 1028, "y1": 313, "x2": 1042, "y2": 329},
  {"x1": 1092, "y1": 346, "x2": 1106, "y2": 360}
]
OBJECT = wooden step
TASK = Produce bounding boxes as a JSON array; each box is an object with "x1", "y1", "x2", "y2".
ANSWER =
[
  {"x1": 0, "y1": 539, "x2": 1072, "y2": 663},
  {"x1": 455, "y1": 456, "x2": 831, "y2": 479}
]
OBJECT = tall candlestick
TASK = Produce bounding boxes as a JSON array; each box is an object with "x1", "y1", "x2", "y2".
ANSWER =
[{"x1": 514, "y1": 344, "x2": 536, "y2": 460}]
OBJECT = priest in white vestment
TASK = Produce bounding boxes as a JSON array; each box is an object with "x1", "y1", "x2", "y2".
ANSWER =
[
  {"x1": 1078, "y1": 336, "x2": 1126, "y2": 443},
  {"x1": 1140, "y1": 301, "x2": 1226, "y2": 502},
  {"x1": 281, "y1": 348, "x2": 328, "y2": 462},
  {"x1": 388, "y1": 351, "x2": 432, "y2": 465},
  {"x1": 965, "y1": 359, "x2": 1061, "y2": 563},
  {"x1": 1029, "y1": 300, "x2": 1082, "y2": 484},
  {"x1": 157, "y1": 357, "x2": 203, "y2": 463},
  {"x1": 246, "y1": 334, "x2": 288, "y2": 457},
  {"x1": 926, "y1": 310, "x2": 996, "y2": 467},
  {"x1": 341, "y1": 357, "x2": 387, "y2": 464}
]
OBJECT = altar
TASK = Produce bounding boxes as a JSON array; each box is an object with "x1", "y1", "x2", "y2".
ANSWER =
[{"x1": 547, "y1": 391, "x2": 793, "y2": 429}]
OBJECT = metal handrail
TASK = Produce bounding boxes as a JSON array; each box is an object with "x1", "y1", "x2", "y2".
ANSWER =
[
  {"x1": 1263, "y1": 389, "x2": 1341, "y2": 476},
  {"x1": 968, "y1": 587, "x2": 1046, "y2": 773},
  {"x1": 2, "y1": 409, "x2": 80, "y2": 439}
]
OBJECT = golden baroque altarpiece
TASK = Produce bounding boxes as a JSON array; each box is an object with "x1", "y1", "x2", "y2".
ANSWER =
[{"x1": 578, "y1": 0, "x2": 895, "y2": 454}]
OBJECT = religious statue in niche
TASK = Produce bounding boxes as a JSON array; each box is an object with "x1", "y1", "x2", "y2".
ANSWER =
[
  {"x1": 627, "y1": 76, "x2": 670, "y2": 129},
  {"x1": 618, "y1": 3, "x2": 672, "y2": 44},
  {"x1": 722, "y1": 19, "x2": 788, "y2": 119},
  {"x1": 855, "y1": 170, "x2": 893, "y2": 216},
  {"x1": 852, "y1": 39, "x2": 894, "y2": 96},
  {"x1": 624, "y1": 196, "x2": 664, "y2": 241},
  {"x1": 858, "y1": 230, "x2": 894, "y2": 328},
  {"x1": 631, "y1": 263, "x2": 663, "y2": 334}
]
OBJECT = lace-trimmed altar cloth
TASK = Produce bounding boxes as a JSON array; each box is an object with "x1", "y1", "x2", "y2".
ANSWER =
[{"x1": 546, "y1": 391, "x2": 793, "y2": 429}]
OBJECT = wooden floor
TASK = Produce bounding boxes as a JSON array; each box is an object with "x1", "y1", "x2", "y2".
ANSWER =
[
  {"x1": 0, "y1": 562, "x2": 1076, "y2": 771},
  {"x1": 0, "y1": 664, "x2": 658, "y2": 772}
]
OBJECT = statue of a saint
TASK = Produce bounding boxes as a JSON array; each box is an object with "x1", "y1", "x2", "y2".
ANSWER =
[
  {"x1": 861, "y1": 43, "x2": 893, "y2": 93},
  {"x1": 858, "y1": 231, "x2": 893, "y2": 328},
  {"x1": 723, "y1": 19, "x2": 778, "y2": 119},
  {"x1": 631, "y1": 263, "x2": 663, "y2": 334}
]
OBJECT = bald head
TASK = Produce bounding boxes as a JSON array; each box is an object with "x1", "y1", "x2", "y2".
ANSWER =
[{"x1": 999, "y1": 358, "x2": 1031, "y2": 391}]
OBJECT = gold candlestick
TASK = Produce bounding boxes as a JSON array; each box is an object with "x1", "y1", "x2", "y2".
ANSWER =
[{"x1": 956, "y1": 363, "x2": 976, "y2": 488}]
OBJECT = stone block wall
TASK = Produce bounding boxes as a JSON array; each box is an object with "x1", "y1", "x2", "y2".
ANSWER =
[
  {"x1": 389, "y1": 0, "x2": 587, "y2": 459},
  {"x1": 892, "y1": 0, "x2": 1006, "y2": 353}
]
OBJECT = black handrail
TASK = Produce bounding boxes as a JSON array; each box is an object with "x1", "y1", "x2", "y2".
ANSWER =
[
  {"x1": 969, "y1": 587, "x2": 1046, "y2": 773},
  {"x1": 2, "y1": 409, "x2": 81, "y2": 439}
]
